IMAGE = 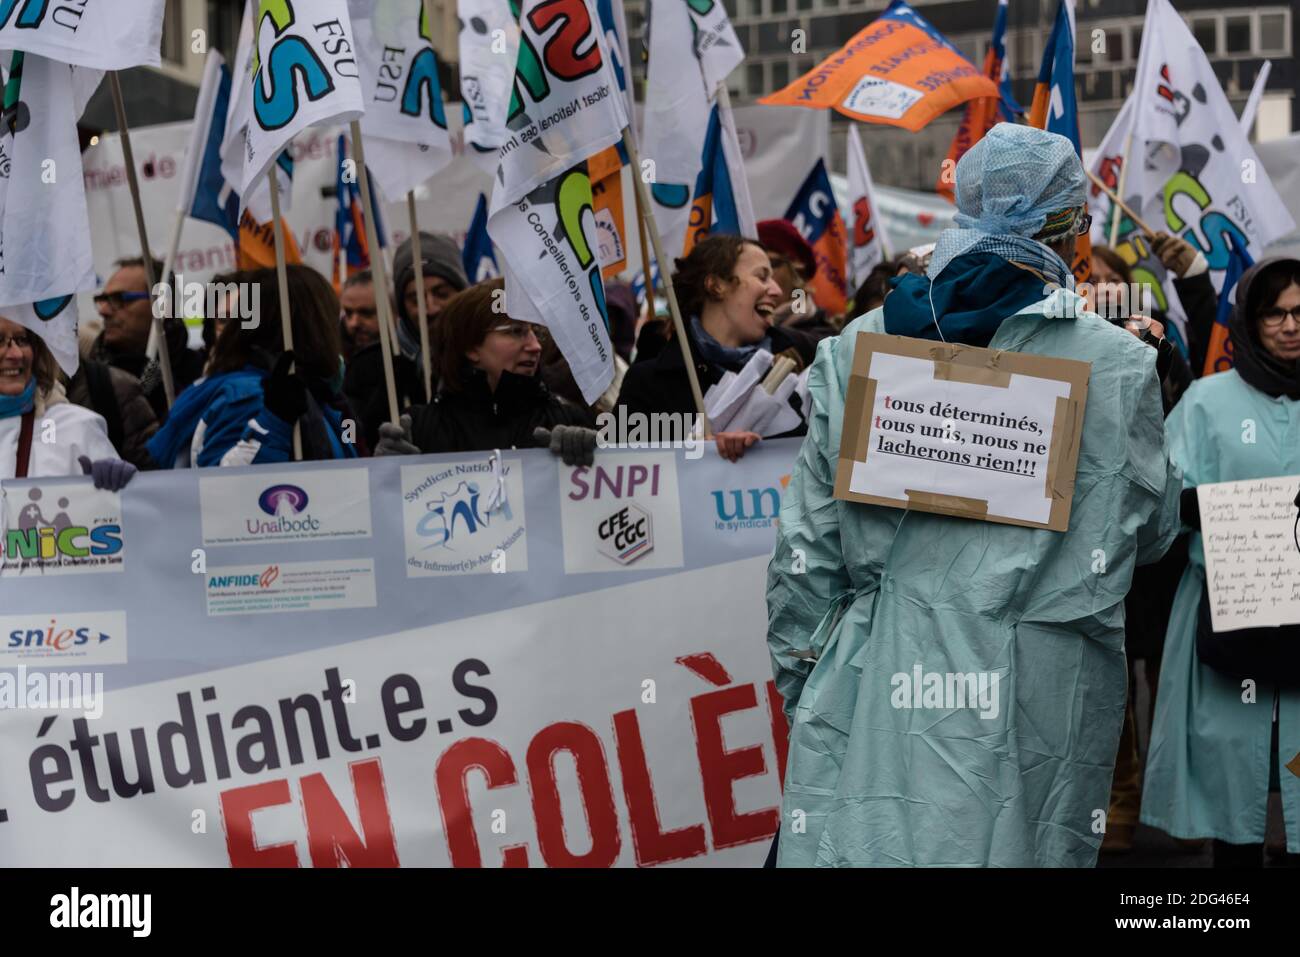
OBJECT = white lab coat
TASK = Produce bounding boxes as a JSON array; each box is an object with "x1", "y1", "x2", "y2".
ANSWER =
[{"x1": 0, "y1": 400, "x2": 118, "y2": 481}]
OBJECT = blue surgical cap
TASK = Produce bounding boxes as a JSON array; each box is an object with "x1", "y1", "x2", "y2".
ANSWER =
[{"x1": 953, "y1": 124, "x2": 1086, "y2": 239}]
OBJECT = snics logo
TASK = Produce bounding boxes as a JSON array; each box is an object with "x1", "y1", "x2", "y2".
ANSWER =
[{"x1": 0, "y1": 487, "x2": 123, "y2": 565}]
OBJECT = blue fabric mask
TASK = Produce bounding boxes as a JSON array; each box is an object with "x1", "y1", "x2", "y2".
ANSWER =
[{"x1": 0, "y1": 376, "x2": 36, "y2": 418}]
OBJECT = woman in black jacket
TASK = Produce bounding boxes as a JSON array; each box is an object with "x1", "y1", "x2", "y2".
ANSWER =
[
  {"x1": 617, "y1": 235, "x2": 819, "y2": 461},
  {"x1": 373, "y1": 279, "x2": 594, "y2": 461}
]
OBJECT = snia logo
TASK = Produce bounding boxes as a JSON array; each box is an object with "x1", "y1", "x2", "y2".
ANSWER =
[{"x1": 258, "y1": 484, "x2": 309, "y2": 517}]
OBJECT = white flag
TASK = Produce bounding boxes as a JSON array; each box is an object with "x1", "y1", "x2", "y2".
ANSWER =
[
  {"x1": 350, "y1": 0, "x2": 453, "y2": 201},
  {"x1": 240, "y1": 0, "x2": 365, "y2": 211},
  {"x1": 0, "y1": 0, "x2": 164, "y2": 71},
  {"x1": 1126, "y1": 0, "x2": 1293, "y2": 257},
  {"x1": 0, "y1": 54, "x2": 96, "y2": 374},
  {"x1": 641, "y1": 0, "x2": 744, "y2": 257},
  {"x1": 487, "y1": 0, "x2": 627, "y2": 403},
  {"x1": 1088, "y1": 0, "x2": 1294, "y2": 351},
  {"x1": 847, "y1": 125, "x2": 886, "y2": 285},
  {"x1": 457, "y1": 0, "x2": 520, "y2": 175}
]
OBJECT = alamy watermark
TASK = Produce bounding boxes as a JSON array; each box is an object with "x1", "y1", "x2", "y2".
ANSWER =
[
  {"x1": 596, "y1": 407, "x2": 705, "y2": 460},
  {"x1": 0, "y1": 667, "x2": 104, "y2": 719},
  {"x1": 152, "y1": 275, "x2": 259, "y2": 328},
  {"x1": 890, "y1": 664, "x2": 1001, "y2": 719}
]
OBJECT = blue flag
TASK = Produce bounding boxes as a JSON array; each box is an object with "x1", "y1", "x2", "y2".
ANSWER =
[
  {"x1": 682, "y1": 105, "x2": 740, "y2": 255},
  {"x1": 1203, "y1": 235, "x2": 1255, "y2": 375},
  {"x1": 187, "y1": 63, "x2": 239, "y2": 241},
  {"x1": 462, "y1": 193, "x2": 499, "y2": 283}
]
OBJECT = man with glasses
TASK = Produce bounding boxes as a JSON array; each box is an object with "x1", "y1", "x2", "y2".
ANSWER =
[{"x1": 90, "y1": 256, "x2": 206, "y2": 417}]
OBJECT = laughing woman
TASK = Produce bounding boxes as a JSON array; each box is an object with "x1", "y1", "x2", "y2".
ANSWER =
[
  {"x1": 1142, "y1": 257, "x2": 1300, "y2": 867},
  {"x1": 0, "y1": 318, "x2": 136, "y2": 488}
]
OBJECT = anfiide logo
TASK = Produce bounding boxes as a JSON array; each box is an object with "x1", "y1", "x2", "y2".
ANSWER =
[
  {"x1": 401, "y1": 1, "x2": 447, "y2": 127},
  {"x1": 252, "y1": 0, "x2": 335, "y2": 131}
]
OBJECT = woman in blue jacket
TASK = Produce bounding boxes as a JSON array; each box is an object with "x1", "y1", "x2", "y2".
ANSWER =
[
  {"x1": 147, "y1": 265, "x2": 360, "y2": 467},
  {"x1": 1142, "y1": 257, "x2": 1300, "y2": 867}
]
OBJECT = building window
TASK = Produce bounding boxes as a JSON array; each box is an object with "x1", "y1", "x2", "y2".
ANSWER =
[
  {"x1": 796, "y1": 0, "x2": 813, "y2": 10},
  {"x1": 1190, "y1": 17, "x2": 1217, "y2": 55},
  {"x1": 1258, "y1": 13, "x2": 1287, "y2": 54},
  {"x1": 771, "y1": 60, "x2": 789, "y2": 89},
  {"x1": 746, "y1": 0, "x2": 762, "y2": 17},
  {"x1": 161, "y1": 0, "x2": 185, "y2": 66},
  {"x1": 770, "y1": 0, "x2": 787, "y2": 14},
  {"x1": 722, "y1": 0, "x2": 737, "y2": 18},
  {"x1": 1224, "y1": 14, "x2": 1251, "y2": 54},
  {"x1": 747, "y1": 62, "x2": 764, "y2": 94}
]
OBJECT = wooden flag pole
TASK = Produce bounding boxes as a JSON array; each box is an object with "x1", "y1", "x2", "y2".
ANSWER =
[
  {"x1": 407, "y1": 191, "x2": 434, "y2": 402},
  {"x1": 630, "y1": 163, "x2": 657, "y2": 326},
  {"x1": 110, "y1": 72, "x2": 176, "y2": 408},
  {"x1": 620, "y1": 127, "x2": 711, "y2": 437},
  {"x1": 1107, "y1": 131, "x2": 1134, "y2": 246},
  {"x1": 348, "y1": 121, "x2": 402, "y2": 426},
  {"x1": 267, "y1": 160, "x2": 302, "y2": 461},
  {"x1": 1086, "y1": 167, "x2": 1157, "y2": 238}
]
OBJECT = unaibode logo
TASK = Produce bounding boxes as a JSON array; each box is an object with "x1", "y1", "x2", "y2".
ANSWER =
[{"x1": 246, "y1": 483, "x2": 320, "y2": 534}]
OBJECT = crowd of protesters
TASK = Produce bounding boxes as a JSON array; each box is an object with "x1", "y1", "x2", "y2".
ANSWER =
[{"x1": 3, "y1": 127, "x2": 1299, "y2": 867}]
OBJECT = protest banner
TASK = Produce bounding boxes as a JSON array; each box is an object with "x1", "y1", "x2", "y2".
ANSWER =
[
  {"x1": 833, "y1": 332, "x2": 1089, "y2": 531},
  {"x1": 759, "y1": 0, "x2": 996, "y2": 132},
  {"x1": 1198, "y1": 476, "x2": 1300, "y2": 633},
  {"x1": 0, "y1": 443, "x2": 798, "y2": 866}
]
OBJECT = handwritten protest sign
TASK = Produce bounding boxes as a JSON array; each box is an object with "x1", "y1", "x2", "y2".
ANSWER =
[
  {"x1": 1199, "y1": 475, "x2": 1300, "y2": 632},
  {"x1": 834, "y1": 332, "x2": 1090, "y2": 530}
]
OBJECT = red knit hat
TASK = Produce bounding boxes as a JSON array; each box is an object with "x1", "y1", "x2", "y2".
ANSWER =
[{"x1": 757, "y1": 219, "x2": 817, "y2": 280}]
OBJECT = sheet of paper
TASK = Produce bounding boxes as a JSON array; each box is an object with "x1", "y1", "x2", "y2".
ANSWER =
[{"x1": 1199, "y1": 475, "x2": 1300, "y2": 632}]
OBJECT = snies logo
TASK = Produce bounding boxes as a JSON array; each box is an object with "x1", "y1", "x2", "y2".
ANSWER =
[
  {"x1": 7, "y1": 618, "x2": 111, "y2": 653},
  {"x1": 258, "y1": 483, "x2": 309, "y2": 516},
  {"x1": 252, "y1": 0, "x2": 335, "y2": 131}
]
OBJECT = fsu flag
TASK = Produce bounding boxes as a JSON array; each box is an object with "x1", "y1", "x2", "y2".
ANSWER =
[
  {"x1": 783, "y1": 159, "x2": 849, "y2": 316},
  {"x1": 0, "y1": 0, "x2": 164, "y2": 71},
  {"x1": 760, "y1": 0, "x2": 996, "y2": 132}
]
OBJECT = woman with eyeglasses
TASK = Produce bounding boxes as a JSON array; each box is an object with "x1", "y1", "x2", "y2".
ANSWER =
[
  {"x1": 373, "y1": 279, "x2": 596, "y2": 463},
  {"x1": 0, "y1": 318, "x2": 137, "y2": 489},
  {"x1": 1142, "y1": 257, "x2": 1300, "y2": 868}
]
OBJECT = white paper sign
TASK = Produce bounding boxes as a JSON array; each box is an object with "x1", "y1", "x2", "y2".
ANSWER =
[
  {"x1": 847, "y1": 351, "x2": 1069, "y2": 526},
  {"x1": 1199, "y1": 475, "x2": 1300, "y2": 632}
]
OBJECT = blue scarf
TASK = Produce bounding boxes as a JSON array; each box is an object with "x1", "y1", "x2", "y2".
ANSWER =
[
  {"x1": 146, "y1": 367, "x2": 264, "y2": 467},
  {"x1": 0, "y1": 377, "x2": 36, "y2": 418},
  {"x1": 690, "y1": 316, "x2": 770, "y2": 369}
]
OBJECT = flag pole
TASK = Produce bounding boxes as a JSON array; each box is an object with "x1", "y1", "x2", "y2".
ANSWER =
[
  {"x1": 147, "y1": 208, "x2": 187, "y2": 362},
  {"x1": 620, "y1": 127, "x2": 711, "y2": 437},
  {"x1": 631, "y1": 169, "x2": 657, "y2": 324},
  {"x1": 1107, "y1": 131, "x2": 1133, "y2": 246},
  {"x1": 407, "y1": 191, "x2": 434, "y2": 402},
  {"x1": 348, "y1": 121, "x2": 402, "y2": 426},
  {"x1": 109, "y1": 72, "x2": 176, "y2": 408},
  {"x1": 1086, "y1": 167, "x2": 1156, "y2": 238},
  {"x1": 266, "y1": 160, "x2": 302, "y2": 461}
]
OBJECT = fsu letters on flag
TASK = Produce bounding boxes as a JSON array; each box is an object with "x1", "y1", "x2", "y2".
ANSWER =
[
  {"x1": 784, "y1": 159, "x2": 848, "y2": 316},
  {"x1": 759, "y1": 0, "x2": 996, "y2": 132}
]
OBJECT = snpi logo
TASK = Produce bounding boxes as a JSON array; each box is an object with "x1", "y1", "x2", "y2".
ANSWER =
[
  {"x1": 258, "y1": 483, "x2": 309, "y2": 517},
  {"x1": 416, "y1": 481, "x2": 512, "y2": 550},
  {"x1": 598, "y1": 503, "x2": 652, "y2": 564},
  {"x1": 251, "y1": 0, "x2": 336, "y2": 132}
]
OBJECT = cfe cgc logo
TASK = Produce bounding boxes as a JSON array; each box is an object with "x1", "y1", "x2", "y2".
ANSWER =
[
  {"x1": 0, "y1": 484, "x2": 124, "y2": 576},
  {"x1": 560, "y1": 453, "x2": 683, "y2": 574}
]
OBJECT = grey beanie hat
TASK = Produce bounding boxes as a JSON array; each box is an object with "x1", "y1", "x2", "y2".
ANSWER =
[{"x1": 392, "y1": 231, "x2": 469, "y2": 326}]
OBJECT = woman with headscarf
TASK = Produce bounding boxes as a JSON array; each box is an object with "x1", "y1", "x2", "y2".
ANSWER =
[
  {"x1": 1141, "y1": 257, "x2": 1300, "y2": 868},
  {"x1": 1, "y1": 317, "x2": 136, "y2": 488},
  {"x1": 766, "y1": 124, "x2": 1181, "y2": 867}
]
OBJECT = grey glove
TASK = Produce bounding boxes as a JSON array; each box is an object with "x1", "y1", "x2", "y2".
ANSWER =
[
  {"x1": 78, "y1": 455, "x2": 137, "y2": 492},
  {"x1": 375, "y1": 414, "x2": 420, "y2": 456},
  {"x1": 533, "y1": 425, "x2": 597, "y2": 467}
]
